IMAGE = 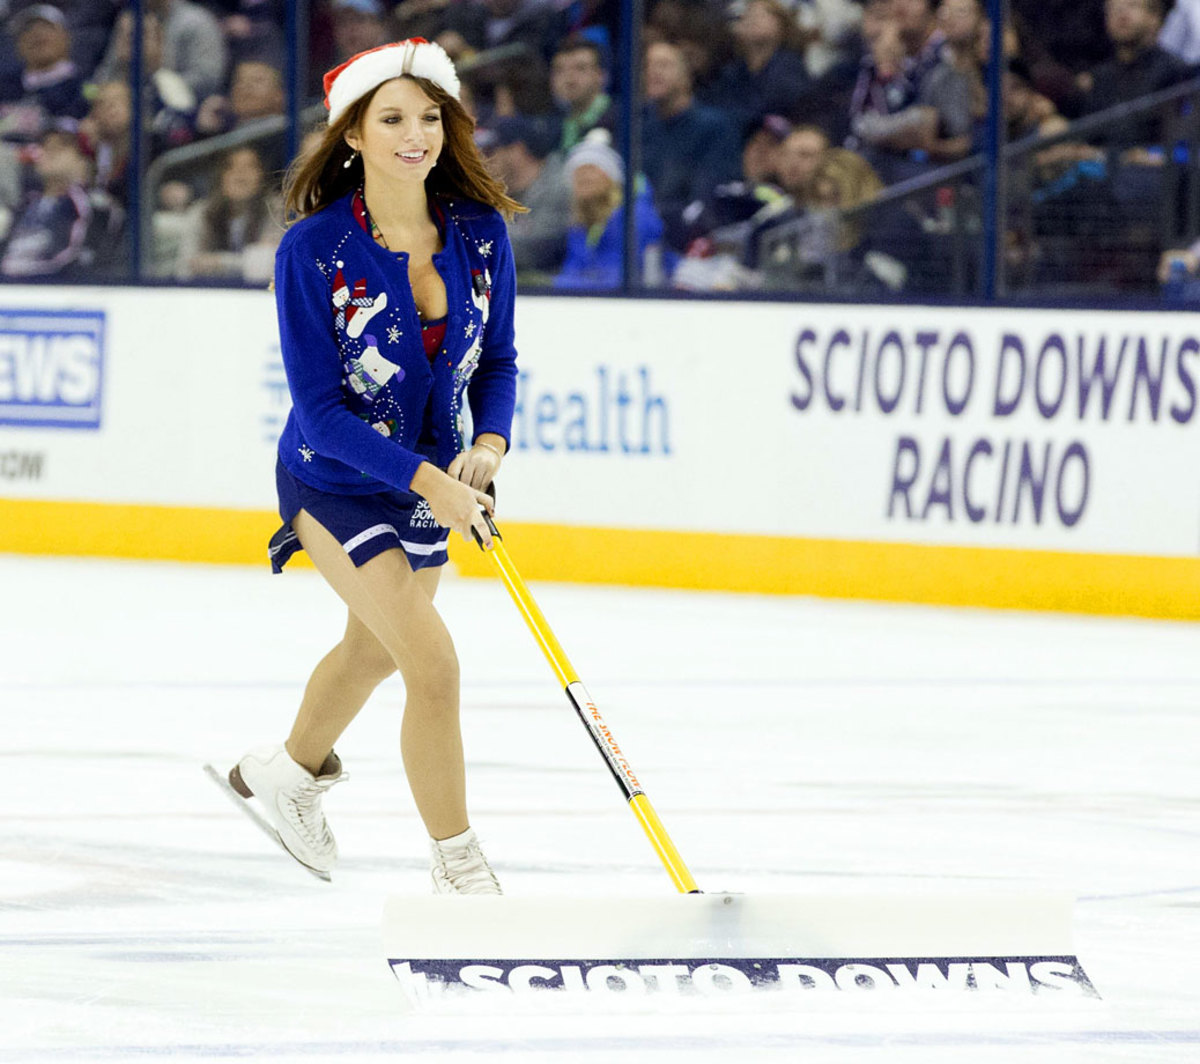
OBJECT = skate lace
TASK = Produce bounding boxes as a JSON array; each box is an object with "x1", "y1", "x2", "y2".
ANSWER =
[
  {"x1": 284, "y1": 777, "x2": 335, "y2": 849},
  {"x1": 435, "y1": 838, "x2": 500, "y2": 893}
]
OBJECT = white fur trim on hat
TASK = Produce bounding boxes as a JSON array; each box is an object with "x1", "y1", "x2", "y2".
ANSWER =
[{"x1": 324, "y1": 39, "x2": 460, "y2": 125}]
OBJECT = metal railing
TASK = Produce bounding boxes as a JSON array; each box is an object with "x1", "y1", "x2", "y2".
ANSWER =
[{"x1": 752, "y1": 74, "x2": 1200, "y2": 301}]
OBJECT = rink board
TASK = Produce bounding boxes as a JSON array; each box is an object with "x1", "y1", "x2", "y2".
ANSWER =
[{"x1": 1, "y1": 287, "x2": 1198, "y2": 617}]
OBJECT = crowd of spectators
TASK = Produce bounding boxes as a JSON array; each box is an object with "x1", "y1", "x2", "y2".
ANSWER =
[{"x1": 0, "y1": 0, "x2": 1196, "y2": 296}]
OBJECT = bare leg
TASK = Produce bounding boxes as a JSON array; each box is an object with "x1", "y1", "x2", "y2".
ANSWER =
[
  {"x1": 285, "y1": 609, "x2": 397, "y2": 776},
  {"x1": 291, "y1": 510, "x2": 468, "y2": 840}
]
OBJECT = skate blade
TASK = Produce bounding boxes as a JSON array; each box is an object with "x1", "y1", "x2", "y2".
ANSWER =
[{"x1": 202, "y1": 763, "x2": 332, "y2": 882}]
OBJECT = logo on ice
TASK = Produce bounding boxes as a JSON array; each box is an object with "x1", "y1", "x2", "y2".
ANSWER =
[
  {"x1": 389, "y1": 956, "x2": 1099, "y2": 999},
  {"x1": 0, "y1": 309, "x2": 105, "y2": 429}
]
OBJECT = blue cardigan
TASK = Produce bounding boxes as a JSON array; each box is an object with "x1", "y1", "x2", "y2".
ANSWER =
[{"x1": 274, "y1": 191, "x2": 518, "y2": 495}]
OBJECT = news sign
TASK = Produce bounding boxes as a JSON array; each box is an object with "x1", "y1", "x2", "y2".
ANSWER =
[{"x1": 0, "y1": 308, "x2": 104, "y2": 429}]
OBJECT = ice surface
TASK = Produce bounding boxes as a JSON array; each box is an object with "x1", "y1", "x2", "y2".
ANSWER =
[{"x1": 1, "y1": 554, "x2": 1198, "y2": 1062}]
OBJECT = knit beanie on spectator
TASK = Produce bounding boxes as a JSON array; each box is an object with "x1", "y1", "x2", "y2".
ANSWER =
[
  {"x1": 323, "y1": 38, "x2": 460, "y2": 124},
  {"x1": 564, "y1": 130, "x2": 624, "y2": 184}
]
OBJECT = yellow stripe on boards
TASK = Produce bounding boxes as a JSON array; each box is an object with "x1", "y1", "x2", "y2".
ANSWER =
[
  {"x1": 0, "y1": 497, "x2": 305, "y2": 567},
  {"x1": 449, "y1": 522, "x2": 1200, "y2": 621},
  {"x1": 1, "y1": 498, "x2": 1197, "y2": 618}
]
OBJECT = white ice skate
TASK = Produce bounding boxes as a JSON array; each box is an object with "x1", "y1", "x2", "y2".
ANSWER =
[
  {"x1": 209, "y1": 745, "x2": 345, "y2": 880},
  {"x1": 430, "y1": 828, "x2": 502, "y2": 894}
]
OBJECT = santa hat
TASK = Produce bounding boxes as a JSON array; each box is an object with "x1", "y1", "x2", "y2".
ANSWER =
[{"x1": 323, "y1": 38, "x2": 460, "y2": 125}]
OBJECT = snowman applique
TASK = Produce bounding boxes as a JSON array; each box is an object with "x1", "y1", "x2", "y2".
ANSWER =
[
  {"x1": 332, "y1": 263, "x2": 388, "y2": 339},
  {"x1": 344, "y1": 333, "x2": 403, "y2": 405}
]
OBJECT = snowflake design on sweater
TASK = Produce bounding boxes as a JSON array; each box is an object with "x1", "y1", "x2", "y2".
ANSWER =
[
  {"x1": 477, "y1": 240, "x2": 493, "y2": 258},
  {"x1": 299, "y1": 445, "x2": 315, "y2": 462}
]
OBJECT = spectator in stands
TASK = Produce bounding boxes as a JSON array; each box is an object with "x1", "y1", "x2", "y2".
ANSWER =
[
  {"x1": 775, "y1": 124, "x2": 830, "y2": 205},
  {"x1": 938, "y1": 0, "x2": 987, "y2": 140},
  {"x1": 1158, "y1": 234, "x2": 1200, "y2": 299},
  {"x1": 554, "y1": 130, "x2": 665, "y2": 288},
  {"x1": 643, "y1": 38, "x2": 741, "y2": 251},
  {"x1": 1010, "y1": 0, "x2": 1109, "y2": 112},
  {"x1": 812, "y1": 146, "x2": 883, "y2": 216},
  {"x1": 848, "y1": 0, "x2": 972, "y2": 180},
  {"x1": 796, "y1": 0, "x2": 864, "y2": 80},
  {"x1": 218, "y1": 0, "x2": 287, "y2": 69},
  {"x1": 176, "y1": 144, "x2": 281, "y2": 281},
  {"x1": 194, "y1": 57, "x2": 289, "y2": 176},
  {"x1": 741, "y1": 112, "x2": 791, "y2": 184},
  {"x1": 745, "y1": 124, "x2": 830, "y2": 263},
  {"x1": 0, "y1": 119, "x2": 92, "y2": 278},
  {"x1": 0, "y1": 1, "x2": 122, "y2": 86},
  {"x1": 96, "y1": 11, "x2": 197, "y2": 157},
  {"x1": 669, "y1": 116, "x2": 791, "y2": 290},
  {"x1": 709, "y1": 0, "x2": 811, "y2": 134},
  {"x1": 746, "y1": 125, "x2": 841, "y2": 286},
  {"x1": 1005, "y1": 57, "x2": 1099, "y2": 172},
  {"x1": 149, "y1": 0, "x2": 229, "y2": 99},
  {"x1": 195, "y1": 59, "x2": 285, "y2": 136},
  {"x1": 483, "y1": 114, "x2": 570, "y2": 279},
  {"x1": 79, "y1": 79, "x2": 130, "y2": 203},
  {"x1": 329, "y1": 0, "x2": 390, "y2": 61},
  {"x1": 1160, "y1": 0, "x2": 1200, "y2": 64},
  {"x1": 0, "y1": 141, "x2": 22, "y2": 237},
  {"x1": 551, "y1": 36, "x2": 615, "y2": 152},
  {"x1": 150, "y1": 177, "x2": 196, "y2": 277},
  {"x1": 1080, "y1": 0, "x2": 1190, "y2": 153},
  {"x1": 393, "y1": 0, "x2": 453, "y2": 53},
  {"x1": 475, "y1": 50, "x2": 557, "y2": 121},
  {"x1": 647, "y1": 0, "x2": 736, "y2": 99},
  {"x1": 0, "y1": 5, "x2": 88, "y2": 134},
  {"x1": 97, "y1": 0, "x2": 228, "y2": 101},
  {"x1": 442, "y1": 0, "x2": 568, "y2": 65}
]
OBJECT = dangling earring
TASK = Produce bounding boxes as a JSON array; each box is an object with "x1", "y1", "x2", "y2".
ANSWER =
[{"x1": 343, "y1": 150, "x2": 358, "y2": 169}]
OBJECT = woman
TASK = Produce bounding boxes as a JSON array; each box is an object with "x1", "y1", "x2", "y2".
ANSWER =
[
  {"x1": 226, "y1": 39, "x2": 523, "y2": 894},
  {"x1": 553, "y1": 131, "x2": 665, "y2": 289},
  {"x1": 180, "y1": 145, "x2": 281, "y2": 281}
]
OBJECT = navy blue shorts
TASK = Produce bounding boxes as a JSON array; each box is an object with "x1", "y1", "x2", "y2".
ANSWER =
[{"x1": 268, "y1": 459, "x2": 449, "y2": 574}]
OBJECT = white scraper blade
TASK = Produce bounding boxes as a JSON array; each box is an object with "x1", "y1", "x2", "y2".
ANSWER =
[{"x1": 382, "y1": 890, "x2": 1097, "y2": 1005}]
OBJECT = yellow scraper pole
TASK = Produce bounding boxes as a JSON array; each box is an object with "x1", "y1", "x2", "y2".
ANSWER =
[{"x1": 475, "y1": 515, "x2": 700, "y2": 895}]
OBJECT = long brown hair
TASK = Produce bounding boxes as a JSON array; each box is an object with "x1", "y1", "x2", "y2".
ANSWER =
[
  {"x1": 200, "y1": 146, "x2": 275, "y2": 252},
  {"x1": 282, "y1": 75, "x2": 525, "y2": 222}
]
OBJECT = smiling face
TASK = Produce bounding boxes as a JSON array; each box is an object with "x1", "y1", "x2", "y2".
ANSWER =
[{"x1": 346, "y1": 77, "x2": 444, "y2": 188}]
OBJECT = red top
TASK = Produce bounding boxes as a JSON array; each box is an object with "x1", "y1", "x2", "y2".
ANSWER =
[{"x1": 421, "y1": 318, "x2": 446, "y2": 359}]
